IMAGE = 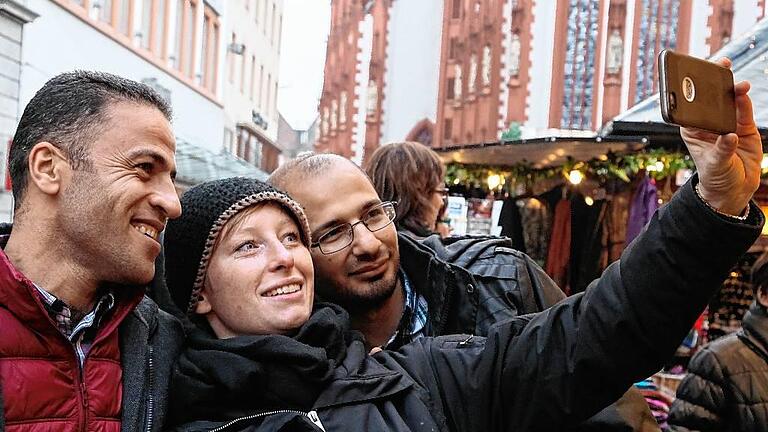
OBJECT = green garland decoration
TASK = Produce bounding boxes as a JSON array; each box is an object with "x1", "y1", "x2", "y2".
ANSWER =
[{"x1": 445, "y1": 149, "x2": 698, "y2": 190}]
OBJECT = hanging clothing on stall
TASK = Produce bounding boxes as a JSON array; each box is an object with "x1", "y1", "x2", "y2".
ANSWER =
[
  {"x1": 600, "y1": 189, "x2": 632, "y2": 269},
  {"x1": 498, "y1": 196, "x2": 526, "y2": 253},
  {"x1": 518, "y1": 197, "x2": 551, "y2": 266},
  {"x1": 625, "y1": 176, "x2": 659, "y2": 247},
  {"x1": 570, "y1": 194, "x2": 608, "y2": 295},
  {"x1": 545, "y1": 197, "x2": 571, "y2": 293}
]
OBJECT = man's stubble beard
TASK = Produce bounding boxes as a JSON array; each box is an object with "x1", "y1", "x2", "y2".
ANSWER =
[{"x1": 316, "y1": 258, "x2": 401, "y2": 313}]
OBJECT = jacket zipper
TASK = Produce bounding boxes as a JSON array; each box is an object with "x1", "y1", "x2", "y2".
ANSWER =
[
  {"x1": 208, "y1": 409, "x2": 325, "y2": 431},
  {"x1": 74, "y1": 351, "x2": 89, "y2": 432},
  {"x1": 76, "y1": 373, "x2": 88, "y2": 432},
  {"x1": 144, "y1": 344, "x2": 155, "y2": 432},
  {"x1": 435, "y1": 268, "x2": 456, "y2": 335}
]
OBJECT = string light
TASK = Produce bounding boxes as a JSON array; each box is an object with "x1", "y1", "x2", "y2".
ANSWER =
[
  {"x1": 761, "y1": 154, "x2": 768, "y2": 173},
  {"x1": 487, "y1": 174, "x2": 502, "y2": 190},
  {"x1": 584, "y1": 196, "x2": 594, "y2": 206},
  {"x1": 568, "y1": 170, "x2": 584, "y2": 185}
]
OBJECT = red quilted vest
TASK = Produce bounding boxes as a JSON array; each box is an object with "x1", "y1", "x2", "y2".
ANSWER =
[{"x1": 0, "y1": 250, "x2": 142, "y2": 432}]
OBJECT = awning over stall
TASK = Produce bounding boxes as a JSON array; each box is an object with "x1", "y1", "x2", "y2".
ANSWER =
[{"x1": 435, "y1": 136, "x2": 648, "y2": 168}]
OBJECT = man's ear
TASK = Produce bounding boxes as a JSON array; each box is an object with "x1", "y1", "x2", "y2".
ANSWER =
[{"x1": 27, "y1": 142, "x2": 69, "y2": 196}]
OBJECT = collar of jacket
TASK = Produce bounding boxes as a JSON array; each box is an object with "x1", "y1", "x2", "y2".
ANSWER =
[
  {"x1": 397, "y1": 233, "x2": 457, "y2": 335},
  {"x1": 742, "y1": 301, "x2": 768, "y2": 360},
  {"x1": 0, "y1": 246, "x2": 145, "y2": 347},
  {"x1": 168, "y1": 303, "x2": 412, "y2": 426}
]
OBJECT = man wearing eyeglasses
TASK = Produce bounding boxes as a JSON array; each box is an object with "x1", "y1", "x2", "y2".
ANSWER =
[{"x1": 268, "y1": 154, "x2": 581, "y2": 351}]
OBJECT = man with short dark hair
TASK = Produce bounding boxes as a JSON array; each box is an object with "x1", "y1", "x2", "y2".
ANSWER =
[{"x1": 0, "y1": 71, "x2": 183, "y2": 431}]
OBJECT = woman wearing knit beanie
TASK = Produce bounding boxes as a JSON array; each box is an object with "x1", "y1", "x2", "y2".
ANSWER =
[{"x1": 162, "y1": 176, "x2": 734, "y2": 431}]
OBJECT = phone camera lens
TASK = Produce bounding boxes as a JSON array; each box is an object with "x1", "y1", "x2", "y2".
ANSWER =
[{"x1": 669, "y1": 92, "x2": 677, "y2": 111}]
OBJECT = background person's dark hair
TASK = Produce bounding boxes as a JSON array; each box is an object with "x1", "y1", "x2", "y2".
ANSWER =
[
  {"x1": 10, "y1": 70, "x2": 172, "y2": 211},
  {"x1": 364, "y1": 141, "x2": 445, "y2": 235}
]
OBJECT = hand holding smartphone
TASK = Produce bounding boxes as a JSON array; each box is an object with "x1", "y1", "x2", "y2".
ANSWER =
[{"x1": 658, "y1": 50, "x2": 736, "y2": 134}]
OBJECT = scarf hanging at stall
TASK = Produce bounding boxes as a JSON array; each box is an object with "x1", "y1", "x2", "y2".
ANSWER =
[
  {"x1": 600, "y1": 189, "x2": 632, "y2": 270},
  {"x1": 518, "y1": 197, "x2": 551, "y2": 266},
  {"x1": 498, "y1": 196, "x2": 526, "y2": 253},
  {"x1": 569, "y1": 195, "x2": 608, "y2": 295},
  {"x1": 545, "y1": 198, "x2": 571, "y2": 293}
]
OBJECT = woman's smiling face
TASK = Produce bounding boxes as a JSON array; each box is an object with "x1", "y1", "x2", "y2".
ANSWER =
[{"x1": 194, "y1": 202, "x2": 315, "y2": 338}]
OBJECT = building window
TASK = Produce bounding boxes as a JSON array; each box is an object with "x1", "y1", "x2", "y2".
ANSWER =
[
  {"x1": 449, "y1": 37, "x2": 457, "y2": 59},
  {"x1": 634, "y1": 0, "x2": 680, "y2": 103},
  {"x1": 330, "y1": 99, "x2": 338, "y2": 129},
  {"x1": 453, "y1": 64, "x2": 462, "y2": 99},
  {"x1": 250, "y1": 55, "x2": 256, "y2": 100},
  {"x1": 258, "y1": 64, "x2": 264, "y2": 108},
  {"x1": 482, "y1": 45, "x2": 492, "y2": 86},
  {"x1": 140, "y1": 0, "x2": 169, "y2": 55},
  {"x1": 97, "y1": 0, "x2": 114, "y2": 25},
  {"x1": 266, "y1": 74, "x2": 272, "y2": 117},
  {"x1": 508, "y1": 33, "x2": 521, "y2": 77},
  {"x1": 183, "y1": 0, "x2": 198, "y2": 77},
  {"x1": 339, "y1": 91, "x2": 347, "y2": 126},
  {"x1": 236, "y1": 126, "x2": 263, "y2": 166},
  {"x1": 560, "y1": 0, "x2": 600, "y2": 129},
  {"x1": 262, "y1": 0, "x2": 268, "y2": 34},
  {"x1": 468, "y1": 54, "x2": 477, "y2": 93},
  {"x1": 240, "y1": 47, "x2": 247, "y2": 93},
  {"x1": 154, "y1": 0, "x2": 168, "y2": 56},
  {"x1": 276, "y1": 13, "x2": 283, "y2": 52},
  {"x1": 228, "y1": 33, "x2": 236, "y2": 83},
  {"x1": 444, "y1": 118, "x2": 453, "y2": 140},
  {"x1": 223, "y1": 128, "x2": 234, "y2": 153},
  {"x1": 452, "y1": 0, "x2": 461, "y2": 19},
  {"x1": 446, "y1": 77, "x2": 455, "y2": 100},
  {"x1": 118, "y1": 0, "x2": 132, "y2": 36},
  {"x1": 271, "y1": 3, "x2": 277, "y2": 44},
  {"x1": 173, "y1": 0, "x2": 184, "y2": 69},
  {"x1": 141, "y1": 0, "x2": 152, "y2": 49},
  {"x1": 171, "y1": 0, "x2": 200, "y2": 76},
  {"x1": 366, "y1": 80, "x2": 378, "y2": 116},
  {"x1": 200, "y1": 4, "x2": 219, "y2": 93},
  {"x1": 273, "y1": 80, "x2": 278, "y2": 119}
]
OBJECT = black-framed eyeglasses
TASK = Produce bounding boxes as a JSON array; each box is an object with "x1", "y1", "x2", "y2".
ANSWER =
[
  {"x1": 311, "y1": 201, "x2": 397, "y2": 255},
  {"x1": 433, "y1": 187, "x2": 449, "y2": 197}
]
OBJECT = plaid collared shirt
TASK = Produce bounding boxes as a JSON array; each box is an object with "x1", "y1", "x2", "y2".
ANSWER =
[
  {"x1": 34, "y1": 285, "x2": 116, "y2": 368},
  {"x1": 386, "y1": 270, "x2": 429, "y2": 348}
]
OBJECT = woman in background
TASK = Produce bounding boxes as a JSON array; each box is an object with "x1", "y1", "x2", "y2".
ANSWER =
[{"x1": 364, "y1": 141, "x2": 450, "y2": 238}]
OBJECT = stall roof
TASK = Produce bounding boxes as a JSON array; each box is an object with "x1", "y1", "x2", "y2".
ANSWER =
[
  {"x1": 435, "y1": 136, "x2": 647, "y2": 168},
  {"x1": 175, "y1": 139, "x2": 268, "y2": 186}
]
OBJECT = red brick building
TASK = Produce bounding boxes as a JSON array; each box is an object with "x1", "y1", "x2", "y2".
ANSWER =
[{"x1": 317, "y1": 0, "x2": 766, "y2": 158}]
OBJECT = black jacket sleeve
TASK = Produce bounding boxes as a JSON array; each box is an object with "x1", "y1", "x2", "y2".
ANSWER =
[
  {"x1": 667, "y1": 346, "x2": 728, "y2": 431},
  {"x1": 387, "y1": 178, "x2": 762, "y2": 431}
]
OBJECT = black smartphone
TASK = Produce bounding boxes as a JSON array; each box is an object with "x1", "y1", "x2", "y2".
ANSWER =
[{"x1": 658, "y1": 50, "x2": 736, "y2": 134}]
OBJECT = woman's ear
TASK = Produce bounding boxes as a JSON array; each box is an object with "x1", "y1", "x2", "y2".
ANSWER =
[{"x1": 194, "y1": 289, "x2": 213, "y2": 315}]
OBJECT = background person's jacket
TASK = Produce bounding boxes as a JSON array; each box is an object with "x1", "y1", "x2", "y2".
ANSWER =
[
  {"x1": 0, "y1": 227, "x2": 184, "y2": 432},
  {"x1": 667, "y1": 302, "x2": 768, "y2": 432},
  {"x1": 165, "y1": 178, "x2": 763, "y2": 432}
]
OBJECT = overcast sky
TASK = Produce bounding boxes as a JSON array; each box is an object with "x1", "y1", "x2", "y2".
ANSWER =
[{"x1": 277, "y1": 0, "x2": 331, "y2": 130}]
